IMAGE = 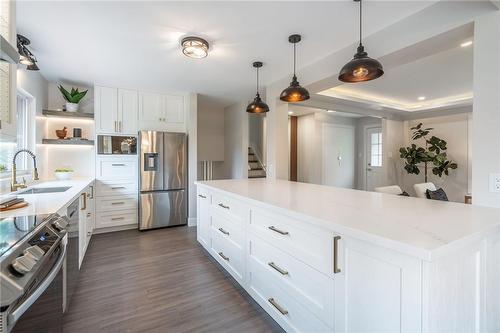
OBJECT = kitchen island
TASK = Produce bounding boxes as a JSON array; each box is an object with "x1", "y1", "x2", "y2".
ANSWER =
[{"x1": 196, "y1": 178, "x2": 500, "y2": 333}]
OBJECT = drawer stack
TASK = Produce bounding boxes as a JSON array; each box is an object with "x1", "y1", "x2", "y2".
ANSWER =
[
  {"x1": 209, "y1": 192, "x2": 247, "y2": 284},
  {"x1": 95, "y1": 156, "x2": 138, "y2": 230}
]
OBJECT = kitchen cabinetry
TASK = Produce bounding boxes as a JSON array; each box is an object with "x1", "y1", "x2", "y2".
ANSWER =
[
  {"x1": 95, "y1": 86, "x2": 138, "y2": 135},
  {"x1": 138, "y1": 91, "x2": 186, "y2": 132},
  {"x1": 196, "y1": 187, "x2": 210, "y2": 248},
  {"x1": 79, "y1": 182, "x2": 95, "y2": 266}
]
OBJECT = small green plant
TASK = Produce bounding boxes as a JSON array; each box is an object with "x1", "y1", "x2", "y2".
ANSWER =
[
  {"x1": 55, "y1": 168, "x2": 73, "y2": 173},
  {"x1": 399, "y1": 123, "x2": 457, "y2": 182},
  {"x1": 58, "y1": 85, "x2": 88, "y2": 104},
  {"x1": 0, "y1": 164, "x2": 6, "y2": 172}
]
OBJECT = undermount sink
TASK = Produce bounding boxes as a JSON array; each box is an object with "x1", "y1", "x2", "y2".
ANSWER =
[{"x1": 18, "y1": 186, "x2": 72, "y2": 195}]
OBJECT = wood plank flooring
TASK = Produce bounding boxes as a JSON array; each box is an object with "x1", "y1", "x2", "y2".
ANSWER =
[{"x1": 63, "y1": 226, "x2": 284, "y2": 333}]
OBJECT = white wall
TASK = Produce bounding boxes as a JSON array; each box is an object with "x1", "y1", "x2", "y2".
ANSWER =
[
  {"x1": 382, "y1": 118, "x2": 405, "y2": 191},
  {"x1": 223, "y1": 102, "x2": 248, "y2": 179},
  {"x1": 249, "y1": 113, "x2": 265, "y2": 160},
  {"x1": 48, "y1": 82, "x2": 94, "y2": 114},
  {"x1": 197, "y1": 106, "x2": 224, "y2": 162},
  {"x1": 472, "y1": 11, "x2": 500, "y2": 209},
  {"x1": 187, "y1": 93, "x2": 198, "y2": 225}
]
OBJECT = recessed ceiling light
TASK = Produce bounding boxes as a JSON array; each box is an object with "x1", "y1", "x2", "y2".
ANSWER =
[
  {"x1": 418, "y1": 96, "x2": 426, "y2": 101},
  {"x1": 288, "y1": 111, "x2": 294, "y2": 115},
  {"x1": 327, "y1": 110, "x2": 335, "y2": 113},
  {"x1": 460, "y1": 40, "x2": 473, "y2": 48},
  {"x1": 181, "y1": 36, "x2": 209, "y2": 59}
]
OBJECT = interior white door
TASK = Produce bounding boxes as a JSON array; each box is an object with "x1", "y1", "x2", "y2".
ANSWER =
[
  {"x1": 95, "y1": 86, "x2": 118, "y2": 134},
  {"x1": 118, "y1": 89, "x2": 138, "y2": 135},
  {"x1": 365, "y1": 127, "x2": 384, "y2": 191},
  {"x1": 322, "y1": 124, "x2": 355, "y2": 188}
]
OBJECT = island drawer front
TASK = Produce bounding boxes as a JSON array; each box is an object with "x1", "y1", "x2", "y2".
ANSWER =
[
  {"x1": 211, "y1": 192, "x2": 247, "y2": 221},
  {"x1": 249, "y1": 209, "x2": 334, "y2": 276},
  {"x1": 211, "y1": 227, "x2": 245, "y2": 283},
  {"x1": 96, "y1": 180, "x2": 137, "y2": 196},
  {"x1": 95, "y1": 209, "x2": 137, "y2": 228},
  {"x1": 248, "y1": 255, "x2": 332, "y2": 333},
  {"x1": 97, "y1": 159, "x2": 137, "y2": 180},
  {"x1": 211, "y1": 212, "x2": 244, "y2": 249},
  {"x1": 96, "y1": 196, "x2": 137, "y2": 212},
  {"x1": 249, "y1": 234, "x2": 334, "y2": 327}
]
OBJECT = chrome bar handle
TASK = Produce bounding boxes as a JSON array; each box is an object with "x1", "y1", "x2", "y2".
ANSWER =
[
  {"x1": 111, "y1": 217, "x2": 125, "y2": 221},
  {"x1": 111, "y1": 186, "x2": 126, "y2": 190},
  {"x1": 268, "y1": 262, "x2": 288, "y2": 275},
  {"x1": 268, "y1": 298, "x2": 288, "y2": 315},
  {"x1": 268, "y1": 226, "x2": 289, "y2": 235},
  {"x1": 198, "y1": 194, "x2": 207, "y2": 199},
  {"x1": 218, "y1": 252, "x2": 229, "y2": 261},
  {"x1": 218, "y1": 228, "x2": 229, "y2": 236},
  {"x1": 111, "y1": 202, "x2": 125, "y2": 205},
  {"x1": 218, "y1": 203, "x2": 230, "y2": 209},
  {"x1": 80, "y1": 193, "x2": 87, "y2": 210},
  {"x1": 334, "y1": 235, "x2": 341, "y2": 274}
]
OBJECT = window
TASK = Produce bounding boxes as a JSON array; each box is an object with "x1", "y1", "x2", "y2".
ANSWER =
[
  {"x1": 370, "y1": 131, "x2": 383, "y2": 167},
  {"x1": 0, "y1": 94, "x2": 31, "y2": 176}
]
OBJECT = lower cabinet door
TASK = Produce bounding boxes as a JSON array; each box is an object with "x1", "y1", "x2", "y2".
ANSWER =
[
  {"x1": 197, "y1": 190, "x2": 210, "y2": 249},
  {"x1": 247, "y1": 255, "x2": 332, "y2": 333},
  {"x1": 333, "y1": 235, "x2": 422, "y2": 333}
]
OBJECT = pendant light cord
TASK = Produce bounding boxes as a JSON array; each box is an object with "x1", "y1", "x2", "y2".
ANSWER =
[
  {"x1": 293, "y1": 42, "x2": 297, "y2": 77},
  {"x1": 359, "y1": 0, "x2": 363, "y2": 46},
  {"x1": 256, "y1": 67, "x2": 259, "y2": 94}
]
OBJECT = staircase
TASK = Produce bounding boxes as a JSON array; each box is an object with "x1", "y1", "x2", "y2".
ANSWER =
[{"x1": 248, "y1": 147, "x2": 266, "y2": 178}]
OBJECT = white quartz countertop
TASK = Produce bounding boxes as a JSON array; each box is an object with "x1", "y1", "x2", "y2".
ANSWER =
[
  {"x1": 197, "y1": 179, "x2": 500, "y2": 261},
  {"x1": 1, "y1": 178, "x2": 94, "y2": 219}
]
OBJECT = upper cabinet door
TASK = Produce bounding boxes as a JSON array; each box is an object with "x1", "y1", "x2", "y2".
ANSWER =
[
  {"x1": 118, "y1": 89, "x2": 138, "y2": 135},
  {"x1": 164, "y1": 95, "x2": 185, "y2": 124},
  {"x1": 138, "y1": 92, "x2": 164, "y2": 131},
  {"x1": 95, "y1": 86, "x2": 118, "y2": 134}
]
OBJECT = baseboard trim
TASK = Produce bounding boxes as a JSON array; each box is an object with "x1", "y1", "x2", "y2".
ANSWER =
[
  {"x1": 93, "y1": 223, "x2": 138, "y2": 234},
  {"x1": 188, "y1": 217, "x2": 197, "y2": 227}
]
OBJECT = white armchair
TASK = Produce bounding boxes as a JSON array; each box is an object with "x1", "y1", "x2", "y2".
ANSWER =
[
  {"x1": 374, "y1": 185, "x2": 404, "y2": 195},
  {"x1": 413, "y1": 182, "x2": 437, "y2": 198}
]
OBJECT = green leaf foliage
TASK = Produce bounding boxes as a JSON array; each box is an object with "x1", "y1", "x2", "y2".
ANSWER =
[{"x1": 58, "y1": 85, "x2": 88, "y2": 104}]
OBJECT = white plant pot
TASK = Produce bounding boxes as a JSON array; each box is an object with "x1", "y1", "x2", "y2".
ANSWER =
[
  {"x1": 54, "y1": 171, "x2": 73, "y2": 180},
  {"x1": 65, "y1": 102, "x2": 79, "y2": 112}
]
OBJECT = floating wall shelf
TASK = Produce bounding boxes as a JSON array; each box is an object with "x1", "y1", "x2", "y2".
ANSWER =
[
  {"x1": 42, "y1": 139, "x2": 94, "y2": 146},
  {"x1": 42, "y1": 109, "x2": 94, "y2": 119}
]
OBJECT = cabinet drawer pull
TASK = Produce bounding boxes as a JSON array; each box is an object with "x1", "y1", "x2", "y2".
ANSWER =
[
  {"x1": 218, "y1": 227, "x2": 229, "y2": 236},
  {"x1": 268, "y1": 262, "x2": 288, "y2": 275},
  {"x1": 111, "y1": 217, "x2": 125, "y2": 221},
  {"x1": 334, "y1": 235, "x2": 341, "y2": 274},
  {"x1": 218, "y1": 252, "x2": 229, "y2": 261},
  {"x1": 268, "y1": 226, "x2": 289, "y2": 235},
  {"x1": 111, "y1": 202, "x2": 125, "y2": 205},
  {"x1": 80, "y1": 193, "x2": 87, "y2": 210},
  {"x1": 111, "y1": 186, "x2": 126, "y2": 190},
  {"x1": 198, "y1": 194, "x2": 207, "y2": 199},
  {"x1": 87, "y1": 231, "x2": 91, "y2": 237},
  {"x1": 86, "y1": 213, "x2": 91, "y2": 217},
  {"x1": 111, "y1": 163, "x2": 126, "y2": 166},
  {"x1": 218, "y1": 203, "x2": 230, "y2": 209},
  {"x1": 268, "y1": 298, "x2": 288, "y2": 315}
]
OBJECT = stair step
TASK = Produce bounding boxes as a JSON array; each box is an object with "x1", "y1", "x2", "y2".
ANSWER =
[
  {"x1": 249, "y1": 167, "x2": 263, "y2": 171},
  {"x1": 249, "y1": 175, "x2": 266, "y2": 179}
]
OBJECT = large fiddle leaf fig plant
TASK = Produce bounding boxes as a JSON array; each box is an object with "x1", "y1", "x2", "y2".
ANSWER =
[{"x1": 399, "y1": 123, "x2": 457, "y2": 182}]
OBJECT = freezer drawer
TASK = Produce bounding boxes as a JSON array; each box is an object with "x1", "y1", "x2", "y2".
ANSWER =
[{"x1": 139, "y1": 190, "x2": 187, "y2": 230}]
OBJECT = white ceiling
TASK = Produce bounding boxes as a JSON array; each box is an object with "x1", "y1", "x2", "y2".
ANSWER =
[
  {"x1": 318, "y1": 39, "x2": 473, "y2": 112},
  {"x1": 289, "y1": 105, "x2": 364, "y2": 118},
  {"x1": 17, "y1": 1, "x2": 435, "y2": 108}
]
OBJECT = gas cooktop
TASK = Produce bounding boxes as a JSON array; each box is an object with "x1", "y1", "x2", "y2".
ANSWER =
[{"x1": 0, "y1": 214, "x2": 49, "y2": 257}]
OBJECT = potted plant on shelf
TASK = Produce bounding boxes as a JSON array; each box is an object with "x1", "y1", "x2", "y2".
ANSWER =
[
  {"x1": 54, "y1": 168, "x2": 74, "y2": 180},
  {"x1": 399, "y1": 123, "x2": 457, "y2": 182},
  {"x1": 58, "y1": 85, "x2": 88, "y2": 112}
]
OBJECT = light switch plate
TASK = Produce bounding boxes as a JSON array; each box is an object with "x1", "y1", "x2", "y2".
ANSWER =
[{"x1": 489, "y1": 173, "x2": 500, "y2": 193}]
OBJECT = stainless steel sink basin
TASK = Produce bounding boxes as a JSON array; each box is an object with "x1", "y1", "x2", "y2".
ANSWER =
[{"x1": 18, "y1": 186, "x2": 71, "y2": 195}]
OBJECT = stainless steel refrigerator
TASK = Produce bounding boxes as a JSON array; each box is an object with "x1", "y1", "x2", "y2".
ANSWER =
[{"x1": 138, "y1": 131, "x2": 187, "y2": 230}]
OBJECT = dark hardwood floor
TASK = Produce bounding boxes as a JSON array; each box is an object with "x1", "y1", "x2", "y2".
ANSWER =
[{"x1": 63, "y1": 226, "x2": 284, "y2": 333}]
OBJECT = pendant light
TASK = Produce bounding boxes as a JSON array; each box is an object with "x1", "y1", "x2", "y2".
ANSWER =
[
  {"x1": 280, "y1": 34, "x2": 310, "y2": 103},
  {"x1": 246, "y1": 61, "x2": 269, "y2": 114},
  {"x1": 338, "y1": 0, "x2": 384, "y2": 83}
]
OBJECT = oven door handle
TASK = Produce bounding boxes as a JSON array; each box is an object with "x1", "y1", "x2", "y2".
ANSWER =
[{"x1": 8, "y1": 242, "x2": 67, "y2": 325}]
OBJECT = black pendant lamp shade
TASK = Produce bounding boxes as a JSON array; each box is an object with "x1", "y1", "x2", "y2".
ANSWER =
[
  {"x1": 338, "y1": 0, "x2": 383, "y2": 83},
  {"x1": 246, "y1": 61, "x2": 270, "y2": 114},
  {"x1": 280, "y1": 34, "x2": 310, "y2": 103}
]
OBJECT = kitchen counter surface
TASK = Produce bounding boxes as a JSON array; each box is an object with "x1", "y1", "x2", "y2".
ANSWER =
[
  {"x1": 197, "y1": 179, "x2": 500, "y2": 260},
  {"x1": 1, "y1": 178, "x2": 94, "y2": 219}
]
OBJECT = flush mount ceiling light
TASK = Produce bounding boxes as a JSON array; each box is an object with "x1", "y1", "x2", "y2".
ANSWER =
[
  {"x1": 246, "y1": 61, "x2": 270, "y2": 114},
  {"x1": 181, "y1": 36, "x2": 209, "y2": 59},
  {"x1": 339, "y1": 0, "x2": 384, "y2": 83},
  {"x1": 418, "y1": 96, "x2": 426, "y2": 101},
  {"x1": 17, "y1": 34, "x2": 39, "y2": 70},
  {"x1": 280, "y1": 34, "x2": 310, "y2": 103}
]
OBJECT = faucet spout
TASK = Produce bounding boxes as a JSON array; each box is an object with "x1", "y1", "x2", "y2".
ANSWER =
[{"x1": 11, "y1": 149, "x2": 39, "y2": 192}]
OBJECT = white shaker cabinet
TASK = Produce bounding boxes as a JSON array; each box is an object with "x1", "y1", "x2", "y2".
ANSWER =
[
  {"x1": 196, "y1": 187, "x2": 210, "y2": 248},
  {"x1": 78, "y1": 182, "x2": 95, "y2": 267},
  {"x1": 138, "y1": 92, "x2": 186, "y2": 132},
  {"x1": 95, "y1": 86, "x2": 138, "y2": 135}
]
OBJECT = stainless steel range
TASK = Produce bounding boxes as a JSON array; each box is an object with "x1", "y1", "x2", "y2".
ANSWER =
[{"x1": 0, "y1": 213, "x2": 69, "y2": 333}]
